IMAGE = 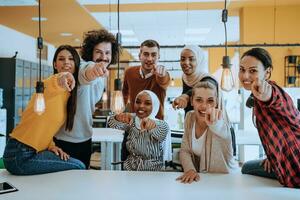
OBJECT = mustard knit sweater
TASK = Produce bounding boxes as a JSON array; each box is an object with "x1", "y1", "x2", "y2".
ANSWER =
[{"x1": 11, "y1": 74, "x2": 69, "y2": 152}]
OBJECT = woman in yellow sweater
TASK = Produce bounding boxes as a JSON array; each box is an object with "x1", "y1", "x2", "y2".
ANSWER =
[{"x1": 3, "y1": 45, "x2": 85, "y2": 175}]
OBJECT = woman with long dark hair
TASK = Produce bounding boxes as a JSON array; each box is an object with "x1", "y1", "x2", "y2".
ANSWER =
[
  {"x1": 239, "y1": 48, "x2": 300, "y2": 188},
  {"x1": 3, "y1": 45, "x2": 85, "y2": 175}
]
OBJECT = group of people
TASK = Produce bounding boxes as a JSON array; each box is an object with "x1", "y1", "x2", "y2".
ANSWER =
[{"x1": 2, "y1": 28, "x2": 300, "y2": 188}]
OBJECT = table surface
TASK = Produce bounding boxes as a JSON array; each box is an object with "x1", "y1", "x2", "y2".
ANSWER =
[
  {"x1": 0, "y1": 170, "x2": 299, "y2": 200},
  {"x1": 92, "y1": 128, "x2": 124, "y2": 142}
]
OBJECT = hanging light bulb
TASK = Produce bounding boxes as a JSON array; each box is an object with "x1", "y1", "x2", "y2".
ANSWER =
[
  {"x1": 171, "y1": 78, "x2": 175, "y2": 86},
  {"x1": 34, "y1": 81, "x2": 45, "y2": 115},
  {"x1": 220, "y1": 0, "x2": 234, "y2": 92},
  {"x1": 34, "y1": 0, "x2": 45, "y2": 115},
  {"x1": 111, "y1": 79, "x2": 124, "y2": 114},
  {"x1": 102, "y1": 88, "x2": 108, "y2": 102},
  {"x1": 221, "y1": 56, "x2": 234, "y2": 91},
  {"x1": 111, "y1": 0, "x2": 124, "y2": 115}
]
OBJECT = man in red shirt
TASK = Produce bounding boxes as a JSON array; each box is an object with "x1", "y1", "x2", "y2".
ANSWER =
[{"x1": 122, "y1": 40, "x2": 170, "y2": 119}]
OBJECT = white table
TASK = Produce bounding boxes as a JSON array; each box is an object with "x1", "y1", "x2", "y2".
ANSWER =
[
  {"x1": 236, "y1": 130, "x2": 263, "y2": 163},
  {"x1": 92, "y1": 128, "x2": 124, "y2": 170},
  {"x1": 0, "y1": 170, "x2": 299, "y2": 200}
]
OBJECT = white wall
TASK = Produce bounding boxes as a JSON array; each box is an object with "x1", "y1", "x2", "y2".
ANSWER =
[{"x1": 0, "y1": 24, "x2": 55, "y2": 65}]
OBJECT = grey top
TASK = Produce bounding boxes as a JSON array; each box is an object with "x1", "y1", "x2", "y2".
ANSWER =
[{"x1": 54, "y1": 61, "x2": 104, "y2": 143}]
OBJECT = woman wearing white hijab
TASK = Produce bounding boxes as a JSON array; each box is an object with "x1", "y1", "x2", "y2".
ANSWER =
[
  {"x1": 108, "y1": 90, "x2": 170, "y2": 171},
  {"x1": 172, "y1": 45, "x2": 208, "y2": 114}
]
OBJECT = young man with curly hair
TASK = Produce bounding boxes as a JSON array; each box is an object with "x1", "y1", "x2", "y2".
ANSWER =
[{"x1": 54, "y1": 29, "x2": 120, "y2": 168}]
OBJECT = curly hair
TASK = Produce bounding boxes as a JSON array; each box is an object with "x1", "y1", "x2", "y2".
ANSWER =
[{"x1": 81, "y1": 29, "x2": 119, "y2": 64}]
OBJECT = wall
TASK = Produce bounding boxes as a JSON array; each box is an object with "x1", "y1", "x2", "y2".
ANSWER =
[
  {"x1": 240, "y1": 5, "x2": 300, "y2": 87},
  {"x1": 0, "y1": 25, "x2": 55, "y2": 66}
]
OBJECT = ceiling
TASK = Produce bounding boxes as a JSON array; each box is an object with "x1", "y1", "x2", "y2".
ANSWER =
[{"x1": 0, "y1": 0, "x2": 300, "y2": 61}]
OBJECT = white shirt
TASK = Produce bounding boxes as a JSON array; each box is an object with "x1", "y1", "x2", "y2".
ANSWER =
[
  {"x1": 139, "y1": 67, "x2": 153, "y2": 79},
  {"x1": 192, "y1": 122, "x2": 207, "y2": 157}
]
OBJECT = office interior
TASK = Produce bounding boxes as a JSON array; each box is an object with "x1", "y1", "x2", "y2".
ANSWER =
[{"x1": 0, "y1": 0, "x2": 300, "y2": 199}]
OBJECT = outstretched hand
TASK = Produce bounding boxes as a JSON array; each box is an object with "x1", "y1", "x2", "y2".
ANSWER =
[
  {"x1": 140, "y1": 118, "x2": 156, "y2": 131},
  {"x1": 57, "y1": 72, "x2": 75, "y2": 92},
  {"x1": 204, "y1": 107, "x2": 222, "y2": 126},
  {"x1": 90, "y1": 62, "x2": 109, "y2": 78},
  {"x1": 115, "y1": 113, "x2": 133, "y2": 124},
  {"x1": 172, "y1": 95, "x2": 188, "y2": 110},
  {"x1": 152, "y1": 65, "x2": 167, "y2": 77},
  {"x1": 251, "y1": 78, "x2": 272, "y2": 102}
]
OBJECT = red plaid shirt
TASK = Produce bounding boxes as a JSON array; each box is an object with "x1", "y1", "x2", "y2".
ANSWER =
[{"x1": 254, "y1": 81, "x2": 300, "y2": 188}]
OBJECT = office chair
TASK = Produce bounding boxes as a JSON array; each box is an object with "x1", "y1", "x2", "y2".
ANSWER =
[{"x1": 111, "y1": 129, "x2": 173, "y2": 171}]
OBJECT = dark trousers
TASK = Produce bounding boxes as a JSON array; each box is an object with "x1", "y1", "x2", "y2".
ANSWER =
[{"x1": 54, "y1": 137, "x2": 92, "y2": 169}]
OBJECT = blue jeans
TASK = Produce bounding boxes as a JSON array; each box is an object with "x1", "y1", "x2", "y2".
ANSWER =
[
  {"x1": 241, "y1": 159, "x2": 277, "y2": 179},
  {"x1": 3, "y1": 138, "x2": 85, "y2": 175}
]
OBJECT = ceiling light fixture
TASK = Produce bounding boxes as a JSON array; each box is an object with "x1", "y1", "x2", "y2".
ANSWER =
[
  {"x1": 31, "y1": 17, "x2": 47, "y2": 21},
  {"x1": 220, "y1": 0, "x2": 234, "y2": 92},
  {"x1": 34, "y1": 0, "x2": 45, "y2": 115},
  {"x1": 110, "y1": 0, "x2": 124, "y2": 114},
  {"x1": 60, "y1": 32, "x2": 73, "y2": 36}
]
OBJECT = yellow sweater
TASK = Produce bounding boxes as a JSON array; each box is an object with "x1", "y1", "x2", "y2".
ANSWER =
[{"x1": 11, "y1": 74, "x2": 70, "y2": 152}]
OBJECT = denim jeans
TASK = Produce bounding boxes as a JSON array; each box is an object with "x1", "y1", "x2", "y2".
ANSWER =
[
  {"x1": 3, "y1": 138, "x2": 85, "y2": 175},
  {"x1": 241, "y1": 159, "x2": 277, "y2": 179}
]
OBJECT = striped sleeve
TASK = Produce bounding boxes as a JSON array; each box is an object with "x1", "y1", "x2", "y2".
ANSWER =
[
  {"x1": 148, "y1": 120, "x2": 169, "y2": 141},
  {"x1": 107, "y1": 115, "x2": 131, "y2": 131}
]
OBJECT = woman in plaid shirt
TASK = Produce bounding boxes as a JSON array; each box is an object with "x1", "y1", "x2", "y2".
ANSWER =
[{"x1": 240, "y1": 48, "x2": 300, "y2": 188}]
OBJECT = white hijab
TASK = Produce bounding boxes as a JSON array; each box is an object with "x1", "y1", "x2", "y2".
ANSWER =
[
  {"x1": 134, "y1": 90, "x2": 160, "y2": 129},
  {"x1": 181, "y1": 45, "x2": 207, "y2": 87}
]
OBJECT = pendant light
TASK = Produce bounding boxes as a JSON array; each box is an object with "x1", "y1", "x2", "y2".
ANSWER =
[
  {"x1": 220, "y1": 0, "x2": 234, "y2": 92},
  {"x1": 110, "y1": 0, "x2": 125, "y2": 114},
  {"x1": 34, "y1": 0, "x2": 45, "y2": 115},
  {"x1": 102, "y1": 88, "x2": 108, "y2": 109},
  {"x1": 170, "y1": 78, "x2": 175, "y2": 86}
]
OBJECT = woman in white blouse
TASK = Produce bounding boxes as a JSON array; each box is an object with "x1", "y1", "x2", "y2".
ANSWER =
[{"x1": 176, "y1": 76, "x2": 237, "y2": 183}]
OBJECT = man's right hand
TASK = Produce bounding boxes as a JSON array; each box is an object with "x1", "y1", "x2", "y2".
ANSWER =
[
  {"x1": 91, "y1": 62, "x2": 109, "y2": 77},
  {"x1": 85, "y1": 62, "x2": 109, "y2": 81},
  {"x1": 57, "y1": 72, "x2": 75, "y2": 92}
]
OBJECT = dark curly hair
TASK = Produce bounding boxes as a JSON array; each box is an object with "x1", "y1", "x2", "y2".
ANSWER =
[{"x1": 81, "y1": 29, "x2": 119, "y2": 64}]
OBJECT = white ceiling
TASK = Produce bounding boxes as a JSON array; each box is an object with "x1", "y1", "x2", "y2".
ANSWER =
[
  {"x1": 78, "y1": 0, "x2": 239, "y2": 69},
  {"x1": 77, "y1": 0, "x2": 227, "y2": 5},
  {"x1": 91, "y1": 10, "x2": 239, "y2": 46}
]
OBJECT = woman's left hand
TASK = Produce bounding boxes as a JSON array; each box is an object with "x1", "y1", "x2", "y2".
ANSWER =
[
  {"x1": 140, "y1": 118, "x2": 156, "y2": 130},
  {"x1": 205, "y1": 107, "x2": 222, "y2": 126},
  {"x1": 48, "y1": 146, "x2": 70, "y2": 161}
]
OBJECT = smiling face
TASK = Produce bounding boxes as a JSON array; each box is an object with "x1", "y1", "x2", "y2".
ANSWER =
[
  {"x1": 139, "y1": 46, "x2": 160, "y2": 73},
  {"x1": 92, "y1": 42, "x2": 112, "y2": 64},
  {"x1": 180, "y1": 49, "x2": 197, "y2": 75},
  {"x1": 191, "y1": 87, "x2": 217, "y2": 121},
  {"x1": 53, "y1": 49, "x2": 75, "y2": 74},
  {"x1": 239, "y1": 55, "x2": 271, "y2": 90},
  {"x1": 134, "y1": 92, "x2": 153, "y2": 119}
]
